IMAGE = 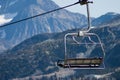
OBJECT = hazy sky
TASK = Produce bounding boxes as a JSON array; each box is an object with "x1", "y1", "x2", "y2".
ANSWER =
[{"x1": 52, "y1": 0, "x2": 120, "y2": 18}]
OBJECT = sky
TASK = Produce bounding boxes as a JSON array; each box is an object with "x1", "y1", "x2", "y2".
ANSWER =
[{"x1": 52, "y1": 0, "x2": 120, "y2": 18}]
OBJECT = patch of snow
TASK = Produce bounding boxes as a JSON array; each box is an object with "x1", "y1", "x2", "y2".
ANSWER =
[
  {"x1": 115, "y1": 67, "x2": 120, "y2": 72},
  {"x1": 71, "y1": 41, "x2": 96, "y2": 58},
  {"x1": 94, "y1": 75, "x2": 105, "y2": 79},
  {"x1": 0, "y1": 13, "x2": 17, "y2": 26},
  {"x1": 91, "y1": 26, "x2": 96, "y2": 29},
  {"x1": 0, "y1": 15, "x2": 12, "y2": 26},
  {"x1": 39, "y1": 39, "x2": 55, "y2": 45},
  {"x1": 85, "y1": 72, "x2": 115, "y2": 79},
  {"x1": 56, "y1": 69, "x2": 75, "y2": 78},
  {"x1": 76, "y1": 53, "x2": 86, "y2": 58},
  {"x1": 85, "y1": 44, "x2": 96, "y2": 57},
  {"x1": 45, "y1": 50, "x2": 50, "y2": 55},
  {"x1": 13, "y1": 69, "x2": 75, "y2": 80},
  {"x1": 94, "y1": 72, "x2": 114, "y2": 79},
  {"x1": 0, "y1": 5, "x2": 1, "y2": 9},
  {"x1": 45, "y1": 66, "x2": 54, "y2": 71},
  {"x1": 47, "y1": 26, "x2": 51, "y2": 33}
]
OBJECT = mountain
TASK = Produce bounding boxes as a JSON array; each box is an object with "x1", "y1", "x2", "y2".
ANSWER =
[
  {"x1": 92, "y1": 12, "x2": 120, "y2": 27},
  {"x1": 0, "y1": 22, "x2": 120, "y2": 79},
  {"x1": 0, "y1": 0, "x2": 87, "y2": 52}
]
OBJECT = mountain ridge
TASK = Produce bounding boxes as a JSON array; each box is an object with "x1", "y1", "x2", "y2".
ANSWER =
[
  {"x1": 1, "y1": 24, "x2": 120, "y2": 79},
  {"x1": 92, "y1": 12, "x2": 120, "y2": 27},
  {"x1": 0, "y1": 0, "x2": 87, "y2": 52}
]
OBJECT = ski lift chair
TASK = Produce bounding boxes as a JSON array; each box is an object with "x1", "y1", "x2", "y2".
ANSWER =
[{"x1": 57, "y1": 0, "x2": 105, "y2": 69}]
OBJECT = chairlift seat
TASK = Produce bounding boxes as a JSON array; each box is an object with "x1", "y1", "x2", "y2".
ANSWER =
[
  {"x1": 57, "y1": 1, "x2": 105, "y2": 69},
  {"x1": 57, "y1": 57, "x2": 103, "y2": 68}
]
